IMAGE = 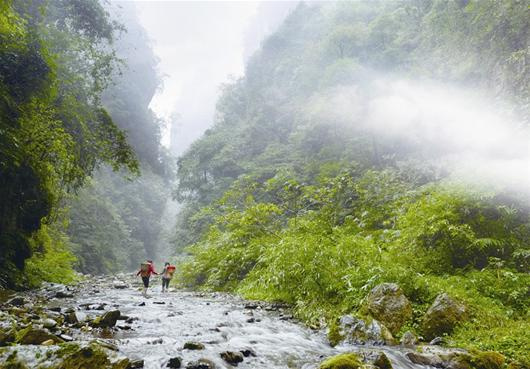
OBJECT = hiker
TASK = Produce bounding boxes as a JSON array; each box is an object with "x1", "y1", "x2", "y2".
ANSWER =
[
  {"x1": 136, "y1": 259, "x2": 158, "y2": 296},
  {"x1": 161, "y1": 262, "x2": 176, "y2": 293}
]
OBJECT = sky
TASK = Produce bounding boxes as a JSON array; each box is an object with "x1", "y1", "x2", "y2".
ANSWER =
[{"x1": 123, "y1": 1, "x2": 296, "y2": 153}]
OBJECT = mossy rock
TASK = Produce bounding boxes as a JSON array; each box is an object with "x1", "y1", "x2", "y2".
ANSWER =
[
  {"x1": 92, "y1": 310, "x2": 120, "y2": 328},
  {"x1": 0, "y1": 328, "x2": 16, "y2": 346},
  {"x1": 443, "y1": 351, "x2": 505, "y2": 369},
  {"x1": 319, "y1": 353, "x2": 363, "y2": 369},
  {"x1": 183, "y1": 341, "x2": 205, "y2": 350},
  {"x1": 15, "y1": 326, "x2": 64, "y2": 345},
  {"x1": 57, "y1": 344, "x2": 111, "y2": 369},
  {"x1": 470, "y1": 351, "x2": 505, "y2": 369},
  {"x1": 373, "y1": 353, "x2": 392, "y2": 369},
  {"x1": 421, "y1": 293, "x2": 467, "y2": 340},
  {"x1": 364, "y1": 283, "x2": 412, "y2": 335},
  {"x1": 55, "y1": 343, "x2": 82, "y2": 359}
]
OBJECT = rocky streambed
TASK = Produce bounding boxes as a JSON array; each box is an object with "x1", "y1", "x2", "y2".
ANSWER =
[{"x1": 0, "y1": 276, "x2": 503, "y2": 369}]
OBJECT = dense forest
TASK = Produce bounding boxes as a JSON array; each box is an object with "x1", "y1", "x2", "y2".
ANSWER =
[
  {"x1": 0, "y1": 0, "x2": 170, "y2": 286},
  {"x1": 173, "y1": 1, "x2": 529, "y2": 365},
  {"x1": 0, "y1": 0, "x2": 529, "y2": 368}
]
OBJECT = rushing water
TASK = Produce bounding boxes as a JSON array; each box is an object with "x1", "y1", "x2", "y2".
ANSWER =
[
  {"x1": 47, "y1": 275, "x2": 427, "y2": 369},
  {"x1": 2, "y1": 276, "x2": 433, "y2": 369}
]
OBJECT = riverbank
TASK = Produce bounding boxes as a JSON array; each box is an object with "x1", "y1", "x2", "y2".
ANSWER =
[{"x1": 0, "y1": 275, "x2": 514, "y2": 369}]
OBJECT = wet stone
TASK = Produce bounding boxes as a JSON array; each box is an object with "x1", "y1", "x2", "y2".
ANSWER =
[
  {"x1": 185, "y1": 359, "x2": 215, "y2": 369},
  {"x1": 60, "y1": 334, "x2": 73, "y2": 341},
  {"x1": 220, "y1": 351, "x2": 244, "y2": 366},
  {"x1": 64, "y1": 311, "x2": 79, "y2": 324},
  {"x1": 7, "y1": 297, "x2": 26, "y2": 306},
  {"x1": 42, "y1": 318, "x2": 57, "y2": 329},
  {"x1": 128, "y1": 359, "x2": 145, "y2": 368},
  {"x1": 406, "y1": 352, "x2": 443, "y2": 367},
  {"x1": 240, "y1": 348, "x2": 257, "y2": 357},
  {"x1": 93, "y1": 310, "x2": 121, "y2": 328},
  {"x1": 430, "y1": 337, "x2": 444, "y2": 345},
  {"x1": 166, "y1": 357, "x2": 182, "y2": 368},
  {"x1": 55, "y1": 291, "x2": 74, "y2": 298},
  {"x1": 17, "y1": 327, "x2": 64, "y2": 345},
  {"x1": 183, "y1": 341, "x2": 205, "y2": 350},
  {"x1": 373, "y1": 352, "x2": 392, "y2": 369},
  {"x1": 400, "y1": 331, "x2": 417, "y2": 346}
]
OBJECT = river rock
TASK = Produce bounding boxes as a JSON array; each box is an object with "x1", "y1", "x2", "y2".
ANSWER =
[
  {"x1": 41, "y1": 339, "x2": 55, "y2": 346},
  {"x1": 113, "y1": 281, "x2": 128, "y2": 289},
  {"x1": 59, "y1": 344, "x2": 117, "y2": 369},
  {"x1": 373, "y1": 352, "x2": 392, "y2": 369},
  {"x1": 16, "y1": 326, "x2": 64, "y2": 345},
  {"x1": 183, "y1": 341, "x2": 205, "y2": 350},
  {"x1": 0, "y1": 328, "x2": 15, "y2": 346},
  {"x1": 319, "y1": 353, "x2": 362, "y2": 369},
  {"x1": 43, "y1": 318, "x2": 57, "y2": 329},
  {"x1": 129, "y1": 359, "x2": 145, "y2": 368},
  {"x1": 55, "y1": 291, "x2": 74, "y2": 298},
  {"x1": 7, "y1": 296, "x2": 26, "y2": 306},
  {"x1": 60, "y1": 334, "x2": 73, "y2": 341},
  {"x1": 220, "y1": 351, "x2": 244, "y2": 365},
  {"x1": 93, "y1": 310, "x2": 121, "y2": 328},
  {"x1": 364, "y1": 283, "x2": 412, "y2": 334},
  {"x1": 64, "y1": 311, "x2": 79, "y2": 324},
  {"x1": 430, "y1": 337, "x2": 444, "y2": 345},
  {"x1": 185, "y1": 359, "x2": 215, "y2": 369},
  {"x1": 405, "y1": 352, "x2": 443, "y2": 367},
  {"x1": 421, "y1": 293, "x2": 467, "y2": 340},
  {"x1": 400, "y1": 331, "x2": 417, "y2": 346},
  {"x1": 240, "y1": 348, "x2": 257, "y2": 357},
  {"x1": 167, "y1": 356, "x2": 182, "y2": 368},
  {"x1": 337, "y1": 315, "x2": 394, "y2": 345}
]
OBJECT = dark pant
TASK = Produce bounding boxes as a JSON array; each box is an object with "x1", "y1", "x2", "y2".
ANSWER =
[
  {"x1": 162, "y1": 278, "x2": 170, "y2": 289},
  {"x1": 142, "y1": 276, "x2": 150, "y2": 288}
]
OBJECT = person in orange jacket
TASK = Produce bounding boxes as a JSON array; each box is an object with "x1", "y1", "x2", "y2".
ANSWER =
[{"x1": 136, "y1": 259, "x2": 158, "y2": 296}]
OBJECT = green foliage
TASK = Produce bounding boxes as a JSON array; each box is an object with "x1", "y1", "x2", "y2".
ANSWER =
[
  {"x1": 172, "y1": 1, "x2": 529, "y2": 364},
  {"x1": 0, "y1": 0, "x2": 139, "y2": 288},
  {"x1": 25, "y1": 224, "x2": 77, "y2": 287},
  {"x1": 177, "y1": 170, "x2": 530, "y2": 363}
]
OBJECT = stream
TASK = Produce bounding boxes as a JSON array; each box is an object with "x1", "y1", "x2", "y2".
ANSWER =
[{"x1": 0, "y1": 275, "x2": 433, "y2": 369}]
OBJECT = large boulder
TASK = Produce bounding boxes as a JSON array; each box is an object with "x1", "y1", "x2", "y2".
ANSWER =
[
  {"x1": 364, "y1": 283, "x2": 412, "y2": 334},
  {"x1": 421, "y1": 293, "x2": 467, "y2": 340}
]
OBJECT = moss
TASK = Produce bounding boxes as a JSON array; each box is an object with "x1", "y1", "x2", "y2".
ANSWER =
[
  {"x1": 319, "y1": 353, "x2": 363, "y2": 369},
  {"x1": 54, "y1": 343, "x2": 81, "y2": 359},
  {"x1": 471, "y1": 351, "x2": 505, "y2": 369},
  {"x1": 327, "y1": 320, "x2": 344, "y2": 347},
  {"x1": 2, "y1": 351, "x2": 29, "y2": 369},
  {"x1": 57, "y1": 345, "x2": 111, "y2": 369}
]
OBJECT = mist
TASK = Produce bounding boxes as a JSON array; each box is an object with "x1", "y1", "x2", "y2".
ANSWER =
[{"x1": 310, "y1": 77, "x2": 530, "y2": 194}]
